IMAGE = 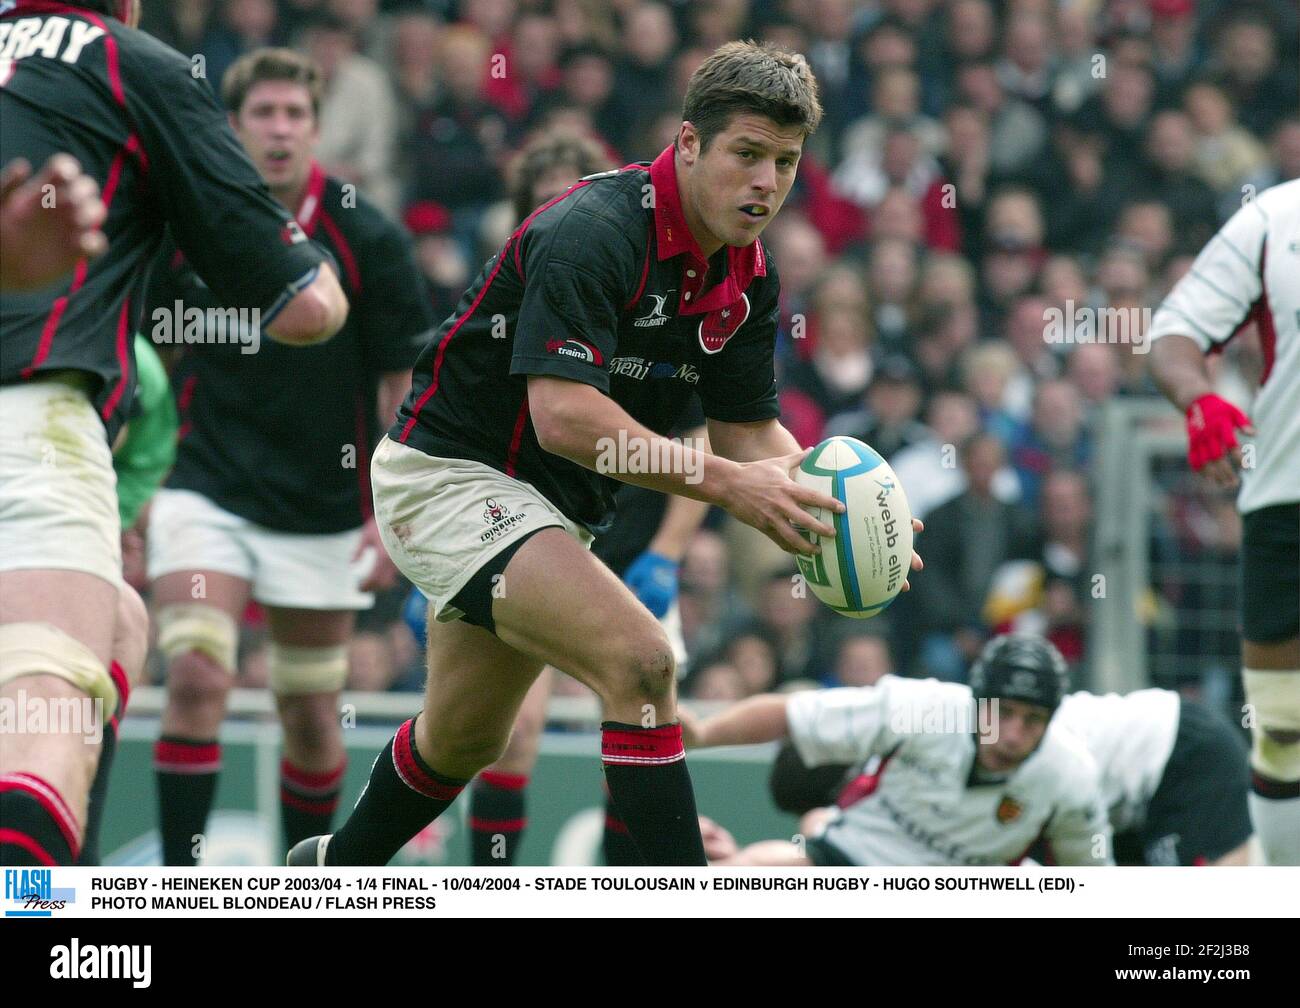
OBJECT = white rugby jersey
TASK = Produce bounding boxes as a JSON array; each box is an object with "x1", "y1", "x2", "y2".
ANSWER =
[
  {"x1": 1054, "y1": 690, "x2": 1181, "y2": 834},
  {"x1": 1148, "y1": 178, "x2": 1300, "y2": 514},
  {"x1": 786, "y1": 677, "x2": 1113, "y2": 866}
]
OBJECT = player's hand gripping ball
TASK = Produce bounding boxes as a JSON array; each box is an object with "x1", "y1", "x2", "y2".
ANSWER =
[{"x1": 792, "y1": 436, "x2": 914, "y2": 618}]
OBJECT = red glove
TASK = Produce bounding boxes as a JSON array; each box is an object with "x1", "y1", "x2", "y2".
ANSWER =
[{"x1": 1185, "y1": 394, "x2": 1253, "y2": 471}]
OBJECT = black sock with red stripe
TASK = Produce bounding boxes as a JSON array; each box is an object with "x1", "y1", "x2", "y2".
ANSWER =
[
  {"x1": 79, "y1": 661, "x2": 130, "y2": 867},
  {"x1": 0, "y1": 774, "x2": 81, "y2": 866},
  {"x1": 280, "y1": 758, "x2": 346, "y2": 852},
  {"x1": 601, "y1": 722, "x2": 706, "y2": 866},
  {"x1": 469, "y1": 771, "x2": 528, "y2": 865},
  {"x1": 601, "y1": 784, "x2": 641, "y2": 866},
  {"x1": 154, "y1": 737, "x2": 221, "y2": 867},
  {"x1": 327, "y1": 717, "x2": 467, "y2": 866}
]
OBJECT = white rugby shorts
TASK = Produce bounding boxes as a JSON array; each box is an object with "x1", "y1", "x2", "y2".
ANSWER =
[
  {"x1": 0, "y1": 376, "x2": 122, "y2": 585},
  {"x1": 147, "y1": 488, "x2": 375, "y2": 610}
]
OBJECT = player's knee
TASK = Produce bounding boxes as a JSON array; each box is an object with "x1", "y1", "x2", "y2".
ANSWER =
[
  {"x1": 278, "y1": 696, "x2": 341, "y2": 757},
  {"x1": 600, "y1": 629, "x2": 676, "y2": 706},
  {"x1": 440, "y1": 733, "x2": 511, "y2": 776},
  {"x1": 0, "y1": 622, "x2": 118, "y2": 722},
  {"x1": 165, "y1": 650, "x2": 233, "y2": 712},
  {"x1": 113, "y1": 585, "x2": 150, "y2": 685},
  {"x1": 511, "y1": 699, "x2": 546, "y2": 746}
]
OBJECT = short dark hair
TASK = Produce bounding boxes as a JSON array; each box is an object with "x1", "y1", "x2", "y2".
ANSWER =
[
  {"x1": 508, "y1": 131, "x2": 614, "y2": 224},
  {"x1": 681, "y1": 40, "x2": 822, "y2": 152},
  {"x1": 222, "y1": 48, "x2": 324, "y2": 121}
]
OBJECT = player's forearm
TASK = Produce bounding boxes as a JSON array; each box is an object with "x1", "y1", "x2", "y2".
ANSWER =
[
  {"x1": 707, "y1": 417, "x2": 802, "y2": 463},
  {"x1": 1148, "y1": 333, "x2": 1214, "y2": 412},
  {"x1": 529, "y1": 377, "x2": 742, "y2": 507},
  {"x1": 264, "y1": 263, "x2": 349, "y2": 346},
  {"x1": 696, "y1": 694, "x2": 791, "y2": 749},
  {"x1": 647, "y1": 426, "x2": 711, "y2": 561}
]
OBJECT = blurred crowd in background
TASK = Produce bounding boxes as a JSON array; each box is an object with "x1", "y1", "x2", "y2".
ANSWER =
[{"x1": 128, "y1": 0, "x2": 1299, "y2": 706}]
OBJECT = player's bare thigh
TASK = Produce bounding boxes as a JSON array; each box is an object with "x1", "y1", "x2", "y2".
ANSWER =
[
  {"x1": 0, "y1": 570, "x2": 117, "y2": 666},
  {"x1": 492, "y1": 528, "x2": 678, "y2": 724},
  {"x1": 152, "y1": 569, "x2": 251, "y2": 617}
]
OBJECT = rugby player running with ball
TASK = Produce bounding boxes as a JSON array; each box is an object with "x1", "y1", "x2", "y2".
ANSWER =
[{"x1": 291, "y1": 41, "x2": 921, "y2": 867}]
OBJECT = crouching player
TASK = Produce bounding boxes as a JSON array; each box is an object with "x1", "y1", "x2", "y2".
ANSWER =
[
  {"x1": 686, "y1": 634, "x2": 1113, "y2": 866},
  {"x1": 771, "y1": 685, "x2": 1254, "y2": 867}
]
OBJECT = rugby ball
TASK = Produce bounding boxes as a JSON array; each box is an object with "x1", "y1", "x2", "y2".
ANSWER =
[{"x1": 793, "y1": 436, "x2": 913, "y2": 618}]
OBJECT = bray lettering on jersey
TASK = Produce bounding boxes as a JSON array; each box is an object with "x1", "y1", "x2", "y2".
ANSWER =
[{"x1": 1, "y1": 4, "x2": 327, "y2": 441}]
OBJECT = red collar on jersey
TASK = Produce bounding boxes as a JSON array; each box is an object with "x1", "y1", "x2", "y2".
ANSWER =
[
  {"x1": 648, "y1": 144, "x2": 767, "y2": 317},
  {"x1": 294, "y1": 161, "x2": 327, "y2": 237}
]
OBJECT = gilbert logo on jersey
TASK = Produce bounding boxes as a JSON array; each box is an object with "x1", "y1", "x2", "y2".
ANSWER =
[{"x1": 698, "y1": 293, "x2": 750, "y2": 354}]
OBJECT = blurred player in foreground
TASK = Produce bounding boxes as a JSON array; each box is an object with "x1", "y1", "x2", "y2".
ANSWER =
[
  {"x1": 1148, "y1": 178, "x2": 1300, "y2": 864},
  {"x1": 686, "y1": 634, "x2": 1113, "y2": 866},
  {"x1": 0, "y1": 0, "x2": 346, "y2": 867},
  {"x1": 293, "y1": 41, "x2": 921, "y2": 867},
  {"x1": 146, "y1": 49, "x2": 430, "y2": 865}
]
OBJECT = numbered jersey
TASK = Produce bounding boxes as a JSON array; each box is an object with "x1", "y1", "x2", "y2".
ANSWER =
[
  {"x1": 786, "y1": 676, "x2": 1113, "y2": 866},
  {"x1": 1149, "y1": 179, "x2": 1300, "y2": 514},
  {"x1": 0, "y1": 3, "x2": 325, "y2": 441}
]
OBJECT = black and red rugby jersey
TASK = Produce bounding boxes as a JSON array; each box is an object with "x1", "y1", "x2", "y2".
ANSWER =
[
  {"x1": 150, "y1": 164, "x2": 431, "y2": 534},
  {"x1": 393, "y1": 145, "x2": 782, "y2": 534},
  {"x1": 0, "y1": 2, "x2": 326, "y2": 440}
]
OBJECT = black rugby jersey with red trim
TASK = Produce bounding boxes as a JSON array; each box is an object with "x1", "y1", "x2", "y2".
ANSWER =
[
  {"x1": 0, "y1": 2, "x2": 326, "y2": 441},
  {"x1": 149, "y1": 164, "x2": 431, "y2": 534},
  {"x1": 393, "y1": 145, "x2": 782, "y2": 533}
]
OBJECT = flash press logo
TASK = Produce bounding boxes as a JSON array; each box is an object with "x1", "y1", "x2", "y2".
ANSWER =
[
  {"x1": 50, "y1": 940, "x2": 152, "y2": 988},
  {"x1": 3, "y1": 869, "x2": 75, "y2": 917}
]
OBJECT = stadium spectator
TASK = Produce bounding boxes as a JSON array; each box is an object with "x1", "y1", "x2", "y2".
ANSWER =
[
  {"x1": 1009, "y1": 379, "x2": 1091, "y2": 509},
  {"x1": 866, "y1": 236, "x2": 919, "y2": 352},
  {"x1": 910, "y1": 432, "x2": 1039, "y2": 679},
  {"x1": 783, "y1": 264, "x2": 874, "y2": 426},
  {"x1": 830, "y1": 632, "x2": 894, "y2": 688},
  {"x1": 825, "y1": 355, "x2": 928, "y2": 462},
  {"x1": 300, "y1": 13, "x2": 400, "y2": 215},
  {"x1": 1183, "y1": 79, "x2": 1269, "y2": 208},
  {"x1": 1211, "y1": 12, "x2": 1298, "y2": 139},
  {"x1": 952, "y1": 59, "x2": 1048, "y2": 178},
  {"x1": 889, "y1": 389, "x2": 983, "y2": 520},
  {"x1": 1143, "y1": 110, "x2": 1220, "y2": 251},
  {"x1": 406, "y1": 24, "x2": 508, "y2": 220}
]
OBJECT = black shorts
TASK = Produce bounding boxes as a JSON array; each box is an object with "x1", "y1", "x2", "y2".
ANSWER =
[
  {"x1": 1240, "y1": 503, "x2": 1299, "y2": 643},
  {"x1": 1114, "y1": 698, "x2": 1252, "y2": 866},
  {"x1": 448, "y1": 528, "x2": 546, "y2": 635},
  {"x1": 805, "y1": 835, "x2": 856, "y2": 867}
]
